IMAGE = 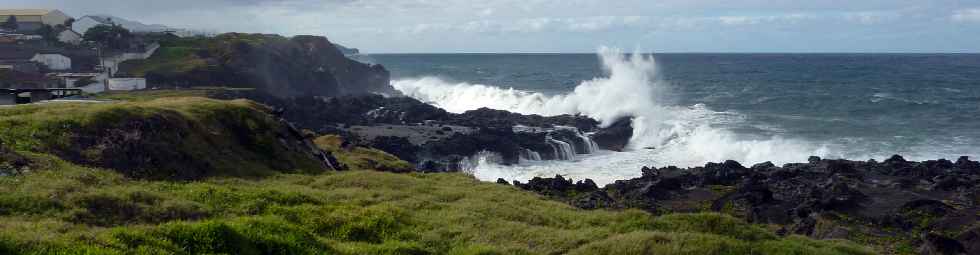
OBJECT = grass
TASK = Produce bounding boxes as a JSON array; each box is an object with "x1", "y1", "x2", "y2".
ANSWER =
[
  {"x1": 315, "y1": 135, "x2": 414, "y2": 172},
  {"x1": 0, "y1": 93, "x2": 876, "y2": 254},
  {"x1": 0, "y1": 97, "x2": 324, "y2": 179},
  {"x1": 0, "y1": 157, "x2": 873, "y2": 254},
  {"x1": 118, "y1": 46, "x2": 207, "y2": 77}
]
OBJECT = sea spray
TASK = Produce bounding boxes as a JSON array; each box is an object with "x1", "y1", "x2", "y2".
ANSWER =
[{"x1": 393, "y1": 48, "x2": 829, "y2": 183}]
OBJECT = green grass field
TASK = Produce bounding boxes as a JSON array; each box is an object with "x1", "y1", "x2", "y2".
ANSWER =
[{"x1": 0, "y1": 94, "x2": 875, "y2": 254}]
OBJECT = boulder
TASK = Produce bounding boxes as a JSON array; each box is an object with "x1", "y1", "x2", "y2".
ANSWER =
[{"x1": 592, "y1": 117, "x2": 633, "y2": 152}]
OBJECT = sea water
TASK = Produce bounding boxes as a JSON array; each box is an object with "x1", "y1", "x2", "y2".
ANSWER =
[{"x1": 354, "y1": 50, "x2": 980, "y2": 185}]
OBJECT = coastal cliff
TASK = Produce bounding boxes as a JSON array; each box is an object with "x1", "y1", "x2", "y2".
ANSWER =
[{"x1": 119, "y1": 33, "x2": 392, "y2": 98}]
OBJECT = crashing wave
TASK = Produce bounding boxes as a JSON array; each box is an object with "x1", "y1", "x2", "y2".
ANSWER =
[{"x1": 393, "y1": 47, "x2": 830, "y2": 182}]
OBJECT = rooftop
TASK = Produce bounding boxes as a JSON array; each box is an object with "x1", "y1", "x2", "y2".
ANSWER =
[
  {"x1": 0, "y1": 9, "x2": 55, "y2": 16},
  {"x1": 0, "y1": 47, "x2": 37, "y2": 60}
]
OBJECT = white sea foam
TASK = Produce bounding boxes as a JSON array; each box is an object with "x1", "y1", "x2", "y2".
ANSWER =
[{"x1": 393, "y1": 48, "x2": 831, "y2": 185}]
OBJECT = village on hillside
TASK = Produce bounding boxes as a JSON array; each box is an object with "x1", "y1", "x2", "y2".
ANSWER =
[{"x1": 0, "y1": 9, "x2": 199, "y2": 105}]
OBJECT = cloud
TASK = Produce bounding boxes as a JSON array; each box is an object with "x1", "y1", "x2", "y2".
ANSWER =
[
  {"x1": 951, "y1": 8, "x2": 980, "y2": 22},
  {"x1": 2, "y1": 0, "x2": 978, "y2": 52},
  {"x1": 843, "y1": 11, "x2": 901, "y2": 25},
  {"x1": 717, "y1": 14, "x2": 814, "y2": 26}
]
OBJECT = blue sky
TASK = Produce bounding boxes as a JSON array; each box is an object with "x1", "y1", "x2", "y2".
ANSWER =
[{"x1": 9, "y1": 0, "x2": 980, "y2": 53}]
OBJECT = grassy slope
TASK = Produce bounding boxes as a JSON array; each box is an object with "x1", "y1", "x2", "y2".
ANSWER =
[
  {"x1": 117, "y1": 46, "x2": 207, "y2": 77},
  {"x1": 0, "y1": 93, "x2": 874, "y2": 254},
  {"x1": 0, "y1": 96, "x2": 324, "y2": 179}
]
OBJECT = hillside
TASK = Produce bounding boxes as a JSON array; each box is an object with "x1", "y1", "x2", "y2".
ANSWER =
[
  {"x1": 0, "y1": 92, "x2": 872, "y2": 254},
  {"x1": 117, "y1": 33, "x2": 392, "y2": 98}
]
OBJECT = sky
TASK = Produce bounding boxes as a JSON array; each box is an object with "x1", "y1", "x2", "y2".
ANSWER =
[{"x1": 7, "y1": 0, "x2": 980, "y2": 53}]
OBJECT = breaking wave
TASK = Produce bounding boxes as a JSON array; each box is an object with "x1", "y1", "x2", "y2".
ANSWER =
[{"x1": 393, "y1": 48, "x2": 831, "y2": 184}]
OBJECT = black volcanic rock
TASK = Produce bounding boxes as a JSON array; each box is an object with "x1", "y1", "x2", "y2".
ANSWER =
[
  {"x1": 450, "y1": 108, "x2": 598, "y2": 131},
  {"x1": 514, "y1": 156, "x2": 980, "y2": 252},
  {"x1": 592, "y1": 117, "x2": 633, "y2": 151},
  {"x1": 211, "y1": 92, "x2": 606, "y2": 171}
]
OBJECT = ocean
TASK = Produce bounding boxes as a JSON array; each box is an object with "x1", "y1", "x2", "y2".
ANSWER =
[{"x1": 353, "y1": 50, "x2": 980, "y2": 184}]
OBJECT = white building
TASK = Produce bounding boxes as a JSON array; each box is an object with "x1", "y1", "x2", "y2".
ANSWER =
[
  {"x1": 56, "y1": 29, "x2": 82, "y2": 44},
  {"x1": 71, "y1": 16, "x2": 107, "y2": 35},
  {"x1": 0, "y1": 9, "x2": 72, "y2": 32},
  {"x1": 30, "y1": 53, "x2": 71, "y2": 70},
  {"x1": 73, "y1": 15, "x2": 172, "y2": 35}
]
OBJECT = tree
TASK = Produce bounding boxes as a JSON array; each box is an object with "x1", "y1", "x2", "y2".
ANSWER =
[
  {"x1": 1, "y1": 16, "x2": 18, "y2": 31},
  {"x1": 34, "y1": 25, "x2": 57, "y2": 42},
  {"x1": 83, "y1": 24, "x2": 132, "y2": 50}
]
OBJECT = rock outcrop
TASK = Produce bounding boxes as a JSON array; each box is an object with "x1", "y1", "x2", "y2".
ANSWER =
[
  {"x1": 511, "y1": 156, "x2": 980, "y2": 253},
  {"x1": 132, "y1": 33, "x2": 392, "y2": 98},
  {"x1": 210, "y1": 91, "x2": 611, "y2": 171},
  {"x1": 19, "y1": 99, "x2": 339, "y2": 180}
]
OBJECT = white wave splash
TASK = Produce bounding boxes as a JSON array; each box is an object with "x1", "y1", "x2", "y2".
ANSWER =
[{"x1": 393, "y1": 48, "x2": 830, "y2": 184}]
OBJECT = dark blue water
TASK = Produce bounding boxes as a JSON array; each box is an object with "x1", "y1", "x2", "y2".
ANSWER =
[{"x1": 356, "y1": 53, "x2": 980, "y2": 161}]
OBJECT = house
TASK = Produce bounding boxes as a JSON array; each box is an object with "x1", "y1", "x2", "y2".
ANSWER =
[
  {"x1": 73, "y1": 15, "x2": 172, "y2": 35},
  {"x1": 72, "y1": 16, "x2": 111, "y2": 35},
  {"x1": 56, "y1": 29, "x2": 81, "y2": 44},
  {"x1": 30, "y1": 53, "x2": 71, "y2": 70},
  {"x1": 0, "y1": 9, "x2": 72, "y2": 32}
]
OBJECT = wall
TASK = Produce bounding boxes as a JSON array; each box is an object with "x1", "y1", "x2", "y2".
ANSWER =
[{"x1": 107, "y1": 78, "x2": 146, "y2": 91}]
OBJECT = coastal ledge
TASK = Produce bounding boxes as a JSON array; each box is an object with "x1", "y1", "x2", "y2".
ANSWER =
[{"x1": 509, "y1": 155, "x2": 980, "y2": 254}]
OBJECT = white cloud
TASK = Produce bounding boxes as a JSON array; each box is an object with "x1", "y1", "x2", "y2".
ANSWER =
[
  {"x1": 951, "y1": 8, "x2": 980, "y2": 22},
  {"x1": 843, "y1": 11, "x2": 901, "y2": 25},
  {"x1": 5, "y1": 0, "x2": 978, "y2": 52},
  {"x1": 717, "y1": 14, "x2": 814, "y2": 26}
]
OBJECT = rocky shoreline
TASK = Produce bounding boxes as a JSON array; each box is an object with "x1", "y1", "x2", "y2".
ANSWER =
[
  {"x1": 509, "y1": 155, "x2": 980, "y2": 254},
  {"x1": 209, "y1": 90, "x2": 632, "y2": 171},
  {"x1": 203, "y1": 54, "x2": 976, "y2": 253}
]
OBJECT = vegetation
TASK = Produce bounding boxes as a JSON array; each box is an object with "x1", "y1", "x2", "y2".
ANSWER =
[
  {"x1": 118, "y1": 46, "x2": 207, "y2": 78},
  {"x1": 0, "y1": 97, "x2": 324, "y2": 180},
  {"x1": 83, "y1": 24, "x2": 134, "y2": 50},
  {"x1": 0, "y1": 93, "x2": 875, "y2": 254},
  {"x1": 315, "y1": 135, "x2": 414, "y2": 172}
]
